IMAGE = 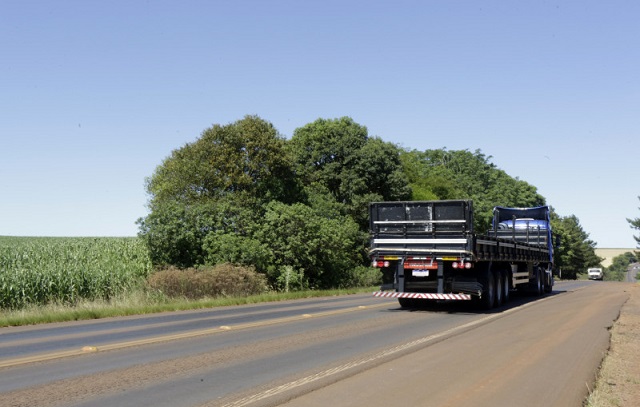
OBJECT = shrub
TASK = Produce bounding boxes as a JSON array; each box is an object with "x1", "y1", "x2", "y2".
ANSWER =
[
  {"x1": 255, "y1": 201, "x2": 364, "y2": 289},
  {"x1": 273, "y1": 265, "x2": 309, "y2": 292},
  {"x1": 202, "y1": 231, "x2": 273, "y2": 273},
  {"x1": 341, "y1": 266, "x2": 382, "y2": 288},
  {"x1": 146, "y1": 264, "x2": 267, "y2": 299}
]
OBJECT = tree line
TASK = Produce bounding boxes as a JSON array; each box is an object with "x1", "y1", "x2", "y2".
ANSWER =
[{"x1": 138, "y1": 115, "x2": 603, "y2": 288}]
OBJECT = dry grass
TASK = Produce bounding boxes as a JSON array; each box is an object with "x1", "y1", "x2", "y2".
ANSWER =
[
  {"x1": 586, "y1": 284, "x2": 640, "y2": 406},
  {"x1": 146, "y1": 264, "x2": 268, "y2": 299}
]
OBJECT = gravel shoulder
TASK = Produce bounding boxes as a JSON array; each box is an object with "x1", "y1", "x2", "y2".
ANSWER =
[{"x1": 587, "y1": 283, "x2": 640, "y2": 406}]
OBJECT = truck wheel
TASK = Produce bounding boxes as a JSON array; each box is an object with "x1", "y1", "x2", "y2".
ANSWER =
[
  {"x1": 494, "y1": 270, "x2": 503, "y2": 307},
  {"x1": 535, "y1": 267, "x2": 544, "y2": 296},
  {"x1": 478, "y1": 269, "x2": 495, "y2": 310},
  {"x1": 544, "y1": 271, "x2": 553, "y2": 293},
  {"x1": 502, "y1": 269, "x2": 511, "y2": 303}
]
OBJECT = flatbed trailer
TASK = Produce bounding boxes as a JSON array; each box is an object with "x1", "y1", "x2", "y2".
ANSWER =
[{"x1": 369, "y1": 200, "x2": 555, "y2": 309}]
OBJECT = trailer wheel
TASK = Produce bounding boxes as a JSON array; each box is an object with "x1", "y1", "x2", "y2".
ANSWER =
[
  {"x1": 544, "y1": 270, "x2": 553, "y2": 293},
  {"x1": 501, "y1": 269, "x2": 511, "y2": 303},
  {"x1": 478, "y1": 269, "x2": 495, "y2": 310},
  {"x1": 535, "y1": 267, "x2": 544, "y2": 296},
  {"x1": 494, "y1": 270, "x2": 503, "y2": 307}
]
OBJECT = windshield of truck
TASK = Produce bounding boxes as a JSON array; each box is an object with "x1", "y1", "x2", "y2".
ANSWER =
[{"x1": 498, "y1": 219, "x2": 548, "y2": 230}]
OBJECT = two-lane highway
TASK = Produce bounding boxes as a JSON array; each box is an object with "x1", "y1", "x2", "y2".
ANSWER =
[{"x1": 0, "y1": 281, "x2": 630, "y2": 407}]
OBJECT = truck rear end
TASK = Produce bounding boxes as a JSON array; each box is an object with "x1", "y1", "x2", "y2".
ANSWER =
[
  {"x1": 369, "y1": 200, "x2": 481, "y2": 306},
  {"x1": 370, "y1": 200, "x2": 555, "y2": 309}
]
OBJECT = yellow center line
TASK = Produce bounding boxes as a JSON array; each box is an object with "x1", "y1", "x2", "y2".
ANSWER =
[
  {"x1": 0, "y1": 301, "x2": 395, "y2": 369},
  {"x1": 0, "y1": 300, "x2": 357, "y2": 349}
]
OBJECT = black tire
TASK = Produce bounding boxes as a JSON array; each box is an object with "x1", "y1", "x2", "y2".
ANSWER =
[
  {"x1": 494, "y1": 270, "x2": 503, "y2": 307},
  {"x1": 478, "y1": 269, "x2": 495, "y2": 310},
  {"x1": 535, "y1": 267, "x2": 544, "y2": 296},
  {"x1": 502, "y1": 269, "x2": 511, "y2": 303},
  {"x1": 544, "y1": 269, "x2": 554, "y2": 293}
]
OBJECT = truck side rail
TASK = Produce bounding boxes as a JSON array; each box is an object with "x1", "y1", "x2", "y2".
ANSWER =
[
  {"x1": 487, "y1": 229, "x2": 549, "y2": 247},
  {"x1": 475, "y1": 235, "x2": 550, "y2": 262}
]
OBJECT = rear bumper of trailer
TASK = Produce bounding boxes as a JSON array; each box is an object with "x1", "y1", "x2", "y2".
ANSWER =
[{"x1": 373, "y1": 291, "x2": 472, "y2": 300}]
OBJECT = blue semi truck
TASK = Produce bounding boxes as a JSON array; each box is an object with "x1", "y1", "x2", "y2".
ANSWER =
[{"x1": 369, "y1": 200, "x2": 557, "y2": 309}]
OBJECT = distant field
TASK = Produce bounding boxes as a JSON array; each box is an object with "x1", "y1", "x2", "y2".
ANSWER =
[
  {"x1": 0, "y1": 236, "x2": 152, "y2": 309},
  {"x1": 595, "y1": 248, "x2": 637, "y2": 268}
]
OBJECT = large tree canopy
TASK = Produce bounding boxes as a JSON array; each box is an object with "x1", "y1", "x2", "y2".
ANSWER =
[
  {"x1": 139, "y1": 116, "x2": 298, "y2": 268},
  {"x1": 139, "y1": 115, "x2": 602, "y2": 289},
  {"x1": 288, "y1": 117, "x2": 411, "y2": 228},
  {"x1": 145, "y1": 115, "x2": 297, "y2": 207},
  {"x1": 139, "y1": 115, "x2": 385, "y2": 288}
]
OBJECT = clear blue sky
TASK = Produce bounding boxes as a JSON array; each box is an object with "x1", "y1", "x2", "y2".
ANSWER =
[{"x1": 1, "y1": 0, "x2": 638, "y2": 248}]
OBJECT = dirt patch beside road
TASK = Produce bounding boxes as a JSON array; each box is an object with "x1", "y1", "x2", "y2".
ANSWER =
[{"x1": 588, "y1": 283, "x2": 640, "y2": 406}]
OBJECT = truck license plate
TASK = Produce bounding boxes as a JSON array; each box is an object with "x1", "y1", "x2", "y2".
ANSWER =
[{"x1": 412, "y1": 270, "x2": 430, "y2": 277}]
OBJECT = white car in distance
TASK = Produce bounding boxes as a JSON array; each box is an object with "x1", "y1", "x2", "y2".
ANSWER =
[{"x1": 588, "y1": 267, "x2": 604, "y2": 280}]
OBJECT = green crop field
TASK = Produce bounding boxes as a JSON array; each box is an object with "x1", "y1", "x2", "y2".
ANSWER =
[{"x1": 0, "y1": 236, "x2": 152, "y2": 309}]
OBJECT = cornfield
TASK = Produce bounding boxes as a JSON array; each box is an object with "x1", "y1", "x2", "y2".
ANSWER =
[{"x1": 0, "y1": 237, "x2": 152, "y2": 309}]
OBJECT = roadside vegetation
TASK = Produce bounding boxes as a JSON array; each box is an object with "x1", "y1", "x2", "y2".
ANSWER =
[
  {"x1": 0, "y1": 237, "x2": 151, "y2": 309},
  {"x1": 1, "y1": 115, "x2": 606, "y2": 322},
  {"x1": 137, "y1": 115, "x2": 601, "y2": 285},
  {"x1": 586, "y1": 283, "x2": 640, "y2": 407},
  {"x1": 604, "y1": 252, "x2": 638, "y2": 281},
  {"x1": 0, "y1": 236, "x2": 372, "y2": 327}
]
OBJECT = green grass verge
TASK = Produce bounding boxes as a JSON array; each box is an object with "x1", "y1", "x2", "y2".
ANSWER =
[{"x1": 0, "y1": 287, "x2": 377, "y2": 328}]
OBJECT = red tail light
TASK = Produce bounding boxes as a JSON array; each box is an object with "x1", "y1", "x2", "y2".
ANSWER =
[
  {"x1": 372, "y1": 261, "x2": 390, "y2": 268},
  {"x1": 452, "y1": 260, "x2": 473, "y2": 269}
]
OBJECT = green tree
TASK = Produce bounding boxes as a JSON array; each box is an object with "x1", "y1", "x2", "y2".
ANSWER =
[
  {"x1": 288, "y1": 117, "x2": 367, "y2": 189},
  {"x1": 400, "y1": 149, "x2": 463, "y2": 201},
  {"x1": 551, "y1": 212, "x2": 602, "y2": 279},
  {"x1": 253, "y1": 201, "x2": 364, "y2": 289},
  {"x1": 139, "y1": 116, "x2": 298, "y2": 268},
  {"x1": 288, "y1": 117, "x2": 411, "y2": 229},
  {"x1": 202, "y1": 231, "x2": 273, "y2": 274},
  {"x1": 137, "y1": 196, "x2": 261, "y2": 268},
  {"x1": 146, "y1": 115, "x2": 298, "y2": 206}
]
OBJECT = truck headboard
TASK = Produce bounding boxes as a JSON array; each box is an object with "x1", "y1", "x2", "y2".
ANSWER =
[{"x1": 369, "y1": 200, "x2": 473, "y2": 238}]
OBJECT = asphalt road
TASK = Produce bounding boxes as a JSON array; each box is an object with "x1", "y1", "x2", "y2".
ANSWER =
[{"x1": 0, "y1": 281, "x2": 631, "y2": 407}]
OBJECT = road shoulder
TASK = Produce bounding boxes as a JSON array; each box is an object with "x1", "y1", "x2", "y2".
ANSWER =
[{"x1": 588, "y1": 283, "x2": 640, "y2": 406}]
